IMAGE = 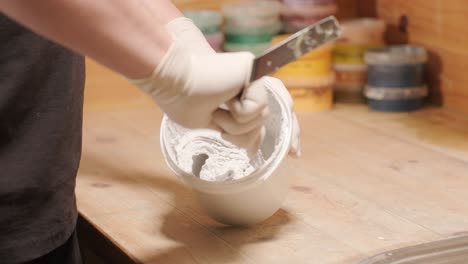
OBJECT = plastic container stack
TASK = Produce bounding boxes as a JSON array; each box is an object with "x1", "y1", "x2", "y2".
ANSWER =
[
  {"x1": 184, "y1": 10, "x2": 224, "y2": 52},
  {"x1": 280, "y1": 0, "x2": 337, "y2": 33},
  {"x1": 272, "y1": 35, "x2": 335, "y2": 112},
  {"x1": 364, "y1": 45, "x2": 428, "y2": 112},
  {"x1": 333, "y1": 18, "x2": 386, "y2": 103},
  {"x1": 222, "y1": 1, "x2": 282, "y2": 55}
]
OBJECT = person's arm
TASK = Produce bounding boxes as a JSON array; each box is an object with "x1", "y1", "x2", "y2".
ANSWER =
[
  {"x1": 1, "y1": 0, "x2": 271, "y2": 153},
  {"x1": 0, "y1": 0, "x2": 180, "y2": 79}
]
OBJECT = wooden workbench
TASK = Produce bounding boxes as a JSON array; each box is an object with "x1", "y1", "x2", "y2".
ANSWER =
[{"x1": 77, "y1": 60, "x2": 468, "y2": 264}]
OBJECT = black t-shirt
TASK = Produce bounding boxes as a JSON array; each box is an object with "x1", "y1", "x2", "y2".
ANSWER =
[{"x1": 0, "y1": 15, "x2": 85, "y2": 263}]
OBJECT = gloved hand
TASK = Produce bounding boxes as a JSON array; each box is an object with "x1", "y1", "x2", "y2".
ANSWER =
[
  {"x1": 130, "y1": 17, "x2": 269, "y2": 154},
  {"x1": 165, "y1": 17, "x2": 215, "y2": 54}
]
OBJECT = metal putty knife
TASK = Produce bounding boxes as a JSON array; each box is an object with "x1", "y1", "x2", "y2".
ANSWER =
[{"x1": 250, "y1": 16, "x2": 341, "y2": 82}]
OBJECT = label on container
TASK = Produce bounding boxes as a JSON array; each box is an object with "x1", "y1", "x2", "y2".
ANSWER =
[{"x1": 365, "y1": 86, "x2": 428, "y2": 100}]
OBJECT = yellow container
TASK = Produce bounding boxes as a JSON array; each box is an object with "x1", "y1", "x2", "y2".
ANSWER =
[
  {"x1": 272, "y1": 35, "x2": 334, "y2": 77},
  {"x1": 286, "y1": 73, "x2": 335, "y2": 112},
  {"x1": 333, "y1": 43, "x2": 383, "y2": 64}
]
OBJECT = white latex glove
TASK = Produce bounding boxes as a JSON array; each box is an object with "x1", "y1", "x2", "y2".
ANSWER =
[
  {"x1": 130, "y1": 17, "x2": 269, "y2": 154},
  {"x1": 165, "y1": 17, "x2": 214, "y2": 54}
]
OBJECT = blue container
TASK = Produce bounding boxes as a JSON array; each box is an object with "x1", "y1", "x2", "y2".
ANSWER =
[
  {"x1": 368, "y1": 98, "x2": 425, "y2": 112},
  {"x1": 364, "y1": 85, "x2": 428, "y2": 112},
  {"x1": 364, "y1": 46, "x2": 428, "y2": 112},
  {"x1": 365, "y1": 45, "x2": 427, "y2": 87},
  {"x1": 367, "y1": 64, "x2": 425, "y2": 87}
]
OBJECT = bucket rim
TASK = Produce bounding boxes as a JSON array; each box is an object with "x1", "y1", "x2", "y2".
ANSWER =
[{"x1": 160, "y1": 79, "x2": 293, "y2": 194}]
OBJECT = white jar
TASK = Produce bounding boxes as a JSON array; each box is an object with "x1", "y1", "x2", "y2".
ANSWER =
[{"x1": 160, "y1": 78, "x2": 298, "y2": 226}]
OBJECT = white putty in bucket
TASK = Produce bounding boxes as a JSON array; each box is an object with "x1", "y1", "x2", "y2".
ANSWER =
[
  {"x1": 164, "y1": 89, "x2": 287, "y2": 182},
  {"x1": 173, "y1": 133, "x2": 265, "y2": 181}
]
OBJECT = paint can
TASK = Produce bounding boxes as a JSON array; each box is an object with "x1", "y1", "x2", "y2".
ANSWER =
[
  {"x1": 334, "y1": 63, "x2": 367, "y2": 103},
  {"x1": 365, "y1": 85, "x2": 428, "y2": 112},
  {"x1": 184, "y1": 10, "x2": 224, "y2": 52},
  {"x1": 286, "y1": 73, "x2": 335, "y2": 112},
  {"x1": 280, "y1": 0, "x2": 337, "y2": 33},
  {"x1": 364, "y1": 45, "x2": 428, "y2": 112},
  {"x1": 223, "y1": 42, "x2": 272, "y2": 56},
  {"x1": 222, "y1": 1, "x2": 281, "y2": 28},
  {"x1": 365, "y1": 45, "x2": 427, "y2": 87},
  {"x1": 333, "y1": 19, "x2": 385, "y2": 64},
  {"x1": 332, "y1": 18, "x2": 386, "y2": 104},
  {"x1": 160, "y1": 78, "x2": 298, "y2": 226},
  {"x1": 272, "y1": 35, "x2": 334, "y2": 77},
  {"x1": 222, "y1": 1, "x2": 281, "y2": 55},
  {"x1": 333, "y1": 43, "x2": 383, "y2": 64},
  {"x1": 271, "y1": 35, "x2": 335, "y2": 112},
  {"x1": 338, "y1": 18, "x2": 386, "y2": 45}
]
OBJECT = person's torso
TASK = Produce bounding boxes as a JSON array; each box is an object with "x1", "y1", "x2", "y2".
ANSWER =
[{"x1": 0, "y1": 15, "x2": 85, "y2": 263}]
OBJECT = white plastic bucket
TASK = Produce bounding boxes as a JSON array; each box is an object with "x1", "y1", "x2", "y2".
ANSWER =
[{"x1": 160, "y1": 78, "x2": 298, "y2": 226}]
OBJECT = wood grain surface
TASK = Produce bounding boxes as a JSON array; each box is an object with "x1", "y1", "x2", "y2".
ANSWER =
[{"x1": 78, "y1": 59, "x2": 468, "y2": 264}]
